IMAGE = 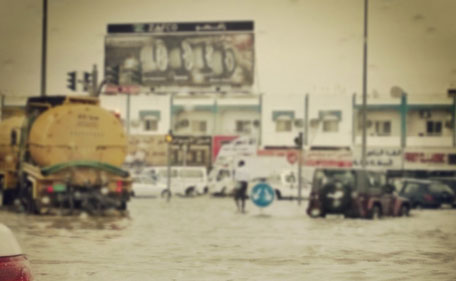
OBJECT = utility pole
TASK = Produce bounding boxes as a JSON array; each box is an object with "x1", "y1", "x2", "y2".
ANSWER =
[
  {"x1": 40, "y1": 0, "x2": 48, "y2": 96},
  {"x1": 91, "y1": 64, "x2": 98, "y2": 96},
  {"x1": 361, "y1": 0, "x2": 369, "y2": 169},
  {"x1": 298, "y1": 94, "x2": 309, "y2": 206}
]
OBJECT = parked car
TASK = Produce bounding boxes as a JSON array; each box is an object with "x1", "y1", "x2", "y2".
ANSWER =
[
  {"x1": 132, "y1": 175, "x2": 161, "y2": 198},
  {"x1": 307, "y1": 168, "x2": 411, "y2": 219},
  {"x1": 0, "y1": 223, "x2": 33, "y2": 281},
  {"x1": 136, "y1": 166, "x2": 208, "y2": 197},
  {"x1": 398, "y1": 179, "x2": 455, "y2": 209}
]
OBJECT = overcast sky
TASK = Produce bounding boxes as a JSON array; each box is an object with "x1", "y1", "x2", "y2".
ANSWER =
[{"x1": 0, "y1": 0, "x2": 455, "y2": 98}]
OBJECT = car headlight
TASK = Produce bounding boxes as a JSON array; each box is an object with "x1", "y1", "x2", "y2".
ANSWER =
[{"x1": 41, "y1": 196, "x2": 50, "y2": 205}]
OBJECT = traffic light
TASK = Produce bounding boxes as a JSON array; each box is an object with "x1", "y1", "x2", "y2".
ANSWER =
[
  {"x1": 83, "y1": 72, "x2": 91, "y2": 92},
  {"x1": 294, "y1": 132, "x2": 303, "y2": 147},
  {"x1": 165, "y1": 130, "x2": 173, "y2": 143},
  {"x1": 105, "y1": 65, "x2": 120, "y2": 85},
  {"x1": 67, "y1": 71, "x2": 76, "y2": 91}
]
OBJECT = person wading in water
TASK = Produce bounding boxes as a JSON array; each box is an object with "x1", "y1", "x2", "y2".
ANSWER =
[{"x1": 234, "y1": 160, "x2": 249, "y2": 213}]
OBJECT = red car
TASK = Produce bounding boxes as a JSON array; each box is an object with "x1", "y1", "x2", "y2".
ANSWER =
[
  {"x1": 0, "y1": 224, "x2": 33, "y2": 281},
  {"x1": 307, "y1": 168, "x2": 411, "y2": 219}
]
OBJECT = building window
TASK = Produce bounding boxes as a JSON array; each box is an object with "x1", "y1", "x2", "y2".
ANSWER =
[
  {"x1": 276, "y1": 120, "x2": 292, "y2": 132},
  {"x1": 322, "y1": 120, "x2": 339, "y2": 132},
  {"x1": 236, "y1": 120, "x2": 252, "y2": 133},
  {"x1": 375, "y1": 121, "x2": 391, "y2": 136},
  {"x1": 191, "y1": 120, "x2": 207, "y2": 133},
  {"x1": 426, "y1": 121, "x2": 442, "y2": 136},
  {"x1": 143, "y1": 118, "x2": 158, "y2": 131}
]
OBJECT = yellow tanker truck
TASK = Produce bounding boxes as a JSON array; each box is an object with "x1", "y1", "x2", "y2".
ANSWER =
[{"x1": 0, "y1": 95, "x2": 131, "y2": 214}]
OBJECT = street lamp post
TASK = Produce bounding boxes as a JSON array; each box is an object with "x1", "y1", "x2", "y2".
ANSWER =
[{"x1": 361, "y1": 0, "x2": 369, "y2": 169}]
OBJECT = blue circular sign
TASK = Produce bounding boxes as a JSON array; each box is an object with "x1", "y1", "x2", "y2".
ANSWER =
[{"x1": 250, "y1": 183, "x2": 275, "y2": 208}]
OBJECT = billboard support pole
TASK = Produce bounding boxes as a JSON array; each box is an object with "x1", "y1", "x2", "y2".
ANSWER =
[
  {"x1": 0, "y1": 94, "x2": 4, "y2": 121},
  {"x1": 40, "y1": 0, "x2": 47, "y2": 97}
]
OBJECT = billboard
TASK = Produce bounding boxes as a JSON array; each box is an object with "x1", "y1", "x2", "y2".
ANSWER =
[{"x1": 105, "y1": 21, "x2": 254, "y2": 91}]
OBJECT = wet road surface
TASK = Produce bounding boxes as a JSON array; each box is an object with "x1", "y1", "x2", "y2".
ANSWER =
[{"x1": 1, "y1": 197, "x2": 456, "y2": 281}]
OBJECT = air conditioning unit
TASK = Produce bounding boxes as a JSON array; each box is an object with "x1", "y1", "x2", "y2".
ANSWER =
[
  {"x1": 419, "y1": 110, "x2": 431, "y2": 119},
  {"x1": 253, "y1": 120, "x2": 261, "y2": 128},
  {"x1": 310, "y1": 119, "x2": 319, "y2": 128},
  {"x1": 294, "y1": 119, "x2": 304, "y2": 128},
  {"x1": 445, "y1": 120, "x2": 454, "y2": 129},
  {"x1": 179, "y1": 119, "x2": 189, "y2": 128}
]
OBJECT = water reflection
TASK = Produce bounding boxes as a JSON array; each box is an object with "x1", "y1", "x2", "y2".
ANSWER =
[{"x1": 1, "y1": 198, "x2": 456, "y2": 281}]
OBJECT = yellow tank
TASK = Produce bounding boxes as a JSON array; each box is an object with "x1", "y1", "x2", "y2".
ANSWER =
[
  {"x1": 0, "y1": 116, "x2": 24, "y2": 170},
  {"x1": 28, "y1": 103, "x2": 127, "y2": 167}
]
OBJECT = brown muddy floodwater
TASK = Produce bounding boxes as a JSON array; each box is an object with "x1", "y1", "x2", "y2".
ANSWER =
[{"x1": 1, "y1": 197, "x2": 456, "y2": 281}]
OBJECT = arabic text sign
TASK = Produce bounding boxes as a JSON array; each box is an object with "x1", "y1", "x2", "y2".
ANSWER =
[
  {"x1": 353, "y1": 147, "x2": 403, "y2": 169},
  {"x1": 404, "y1": 148, "x2": 456, "y2": 170}
]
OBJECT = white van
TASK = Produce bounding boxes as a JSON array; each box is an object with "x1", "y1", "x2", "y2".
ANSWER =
[
  {"x1": 208, "y1": 166, "x2": 236, "y2": 196},
  {"x1": 208, "y1": 160, "x2": 313, "y2": 199},
  {"x1": 260, "y1": 170, "x2": 312, "y2": 200},
  {"x1": 135, "y1": 166, "x2": 208, "y2": 197}
]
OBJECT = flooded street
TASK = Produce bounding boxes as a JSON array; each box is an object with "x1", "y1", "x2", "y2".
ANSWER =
[{"x1": 1, "y1": 197, "x2": 456, "y2": 281}]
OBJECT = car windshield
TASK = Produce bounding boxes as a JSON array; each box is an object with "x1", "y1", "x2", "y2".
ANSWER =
[
  {"x1": 313, "y1": 169, "x2": 355, "y2": 190},
  {"x1": 284, "y1": 173, "x2": 296, "y2": 184},
  {"x1": 429, "y1": 183, "x2": 454, "y2": 194}
]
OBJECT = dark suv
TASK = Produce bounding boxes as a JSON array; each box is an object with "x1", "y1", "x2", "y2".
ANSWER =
[
  {"x1": 399, "y1": 179, "x2": 455, "y2": 209},
  {"x1": 430, "y1": 177, "x2": 456, "y2": 194},
  {"x1": 307, "y1": 168, "x2": 410, "y2": 219}
]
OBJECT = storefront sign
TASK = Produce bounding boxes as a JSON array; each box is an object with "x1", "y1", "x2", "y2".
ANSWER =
[
  {"x1": 304, "y1": 150, "x2": 352, "y2": 168},
  {"x1": 353, "y1": 147, "x2": 403, "y2": 169},
  {"x1": 404, "y1": 148, "x2": 456, "y2": 170}
]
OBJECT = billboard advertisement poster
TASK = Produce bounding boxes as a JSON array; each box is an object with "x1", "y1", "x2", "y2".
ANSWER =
[
  {"x1": 105, "y1": 21, "x2": 254, "y2": 90},
  {"x1": 352, "y1": 147, "x2": 403, "y2": 169}
]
